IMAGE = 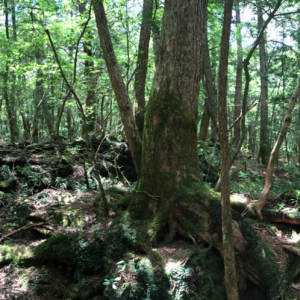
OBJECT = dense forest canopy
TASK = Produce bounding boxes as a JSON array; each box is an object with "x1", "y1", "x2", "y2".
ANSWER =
[
  {"x1": 1, "y1": 0, "x2": 300, "y2": 300},
  {"x1": 0, "y1": 0, "x2": 299, "y2": 148}
]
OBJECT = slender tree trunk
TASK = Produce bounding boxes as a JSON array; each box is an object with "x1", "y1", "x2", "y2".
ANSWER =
[
  {"x1": 257, "y1": 1, "x2": 270, "y2": 166},
  {"x1": 202, "y1": 28, "x2": 218, "y2": 140},
  {"x1": 198, "y1": 102, "x2": 210, "y2": 142},
  {"x1": 20, "y1": 111, "x2": 30, "y2": 141},
  {"x1": 67, "y1": 107, "x2": 73, "y2": 141},
  {"x1": 233, "y1": 0, "x2": 242, "y2": 146},
  {"x1": 80, "y1": 2, "x2": 97, "y2": 136},
  {"x1": 218, "y1": 0, "x2": 239, "y2": 298},
  {"x1": 243, "y1": 77, "x2": 300, "y2": 219},
  {"x1": 298, "y1": 108, "x2": 300, "y2": 165},
  {"x1": 133, "y1": 0, "x2": 153, "y2": 137},
  {"x1": 42, "y1": 94, "x2": 55, "y2": 138},
  {"x1": 215, "y1": 0, "x2": 283, "y2": 191},
  {"x1": 32, "y1": 54, "x2": 44, "y2": 143},
  {"x1": 93, "y1": 0, "x2": 142, "y2": 176},
  {"x1": 3, "y1": 0, "x2": 19, "y2": 143}
]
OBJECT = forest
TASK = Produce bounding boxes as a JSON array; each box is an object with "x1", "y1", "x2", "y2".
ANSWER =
[{"x1": 1, "y1": 0, "x2": 300, "y2": 299}]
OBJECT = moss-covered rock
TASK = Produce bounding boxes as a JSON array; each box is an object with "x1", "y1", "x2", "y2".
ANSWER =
[
  {"x1": 0, "y1": 178, "x2": 17, "y2": 192},
  {"x1": 64, "y1": 276, "x2": 103, "y2": 300},
  {"x1": 33, "y1": 233, "x2": 106, "y2": 274},
  {"x1": 48, "y1": 204, "x2": 85, "y2": 228},
  {"x1": 0, "y1": 243, "x2": 34, "y2": 265}
]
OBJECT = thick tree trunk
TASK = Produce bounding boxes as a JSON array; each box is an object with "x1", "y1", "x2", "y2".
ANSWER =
[
  {"x1": 93, "y1": 0, "x2": 142, "y2": 176},
  {"x1": 233, "y1": 0, "x2": 242, "y2": 147},
  {"x1": 133, "y1": 0, "x2": 153, "y2": 137},
  {"x1": 218, "y1": 0, "x2": 239, "y2": 298},
  {"x1": 243, "y1": 77, "x2": 300, "y2": 220},
  {"x1": 257, "y1": 2, "x2": 270, "y2": 166},
  {"x1": 127, "y1": 0, "x2": 208, "y2": 239}
]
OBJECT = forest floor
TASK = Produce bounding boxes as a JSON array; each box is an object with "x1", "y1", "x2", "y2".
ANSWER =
[{"x1": 1, "y1": 141, "x2": 300, "y2": 299}]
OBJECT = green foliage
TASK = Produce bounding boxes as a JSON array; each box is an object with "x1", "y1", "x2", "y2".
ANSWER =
[
  {"x1": 117, "y1": 260, "x2": 137, "y2": 272},
  {"x1": 103, "y1": 277, "x2": 121, "y2": 290}
]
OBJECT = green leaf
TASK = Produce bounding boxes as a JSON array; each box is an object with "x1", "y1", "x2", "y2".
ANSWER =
[
  {"x1": 117, "y1": 260, "x2": 125, "y2": 264},
  {"x1": 103, "y1": 282, "x2": 110, "y2": 285},
  {"x1": 130, "y1": 266, "x2": 137, "y2": 272}
]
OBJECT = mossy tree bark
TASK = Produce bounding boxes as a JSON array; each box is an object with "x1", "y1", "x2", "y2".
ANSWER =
[
  {"x1": 91, "y1": 0, "x2": 297, "y2": 297},
  {"x1": 218, "y1": 0, "x2": 239, "y2": 298},
  {"x1": 243, "y1": 77, "x2": 300, "y2": 220},
  {"x1": 80, "y1": 1, "x2": 97, "y2": 136}
]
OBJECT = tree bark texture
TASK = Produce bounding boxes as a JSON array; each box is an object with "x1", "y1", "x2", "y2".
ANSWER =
[
  {"x1": 80, "y1": 2, "x2": 97, "y2": 135},
  {"x1": 128, "y1": 0, "x2": 208, "y2": 237},
  {"x1": 218, "y1": 0, "x2": 239, "y2": 298},
  {"x1": 93, "y1": 0, "x2": 142, "y2": 176},
  {"x1": 233, "y1": 0, "x2": 242, "y2": 146},
  {"x1": 3, "y1": 0, "x2": 19, "y2": 143},
  {"x1": 199, "y1": 101, "x2": 210, "y2": 142},
  {"x1": 202, "y1": 29, "x2": 218, "y2": 138},
  {"x1": 133, "y1": 0, "x2": 153, "y2": 137},
  {"x1": 257, "y1": 2, "x2": 270, "y2": 166},
  {"x1": 298, "y1": 108, "x2": 300, "y2": 165},
  {"x1": 243, "y1": 77, "x2": 300, "y2": 220}
]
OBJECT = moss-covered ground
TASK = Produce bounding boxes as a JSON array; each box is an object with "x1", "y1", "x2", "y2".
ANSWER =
[{"x1": 1, "y1": 142, "x2": 300, "y2": 299}]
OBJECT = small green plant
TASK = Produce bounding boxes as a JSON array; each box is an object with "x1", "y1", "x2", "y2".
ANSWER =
[
  {"x1": 103, "y1": 277, "x2": 121, "y2": 290},
  {"x1": 276, "y1": 203, "x2": 285, "y2": 212},
  {"x1": 117, "y1": 260, "x2": 137, "y2": 272},
  {"x1": 291, "y1": 189, "x2": 300, "y2": 205}
]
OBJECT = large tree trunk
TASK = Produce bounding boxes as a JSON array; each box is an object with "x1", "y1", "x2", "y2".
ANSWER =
[
  {"x1": 127, "y1": 0, "x2": 208, "y2": 236},
  {"x1": 243, "y1": 77, "x2": 300, "y2": 220},
  {"x1": 233, "y1": 0, "x2": 242, "y2": 147},
  {"x1": 92, "y1": 0, "x2": 295, "y2": 297},
  {"x1": 133, "y1": 0, "x2": 153, "y2": 137},
  {"x1": 218, "y1": 0, "x2": 239, "y2": 298},
  {"x1": 257, "y1": 1, "x2": 270, "y2": 166}
]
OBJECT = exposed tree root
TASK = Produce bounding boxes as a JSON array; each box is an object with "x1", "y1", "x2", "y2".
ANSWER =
[
  {"x1": 125, "y1": 196, "x2": 295, "y2": 299},
  {"x1": 230, "y1": 199, "x2": 300, "y2": 225}
]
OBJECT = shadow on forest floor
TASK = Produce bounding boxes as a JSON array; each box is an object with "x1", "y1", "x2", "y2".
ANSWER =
[{"x1": 0, "y1": 141, "x2": 300, "y2": 299}]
